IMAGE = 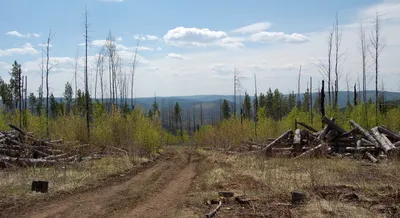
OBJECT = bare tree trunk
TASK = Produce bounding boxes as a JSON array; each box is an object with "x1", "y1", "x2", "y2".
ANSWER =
[
  {"x1": 44, "y1": 29, "x2": 55, "y2": 137},
  {"x1": 369, "y1": 13, "x2": 384, "y2": 126},
  {"x1": 131, "y1": 41, "x2": 139, "y2": 110},
  {"x1": 84, "y1": 8, "x2": 90, "y2": 138},
  {"x1": 359, "y1": 23, "x2": 367, "y2": 103},
  {"x1": 327, "y1": 29, "x2": 333, "y2": 106},
  {"x1": 334, "y1": 12, "x2": 342, "y2": 108},
  {"x1": 310, "y1": 76, "x2": 313, "y2": 124},
  {"x1": 297, "y1": 65, "x2": 301, "y2": 107},
  {"x1": 19, "y1": 68, "x2": 22, "y2": 129}
]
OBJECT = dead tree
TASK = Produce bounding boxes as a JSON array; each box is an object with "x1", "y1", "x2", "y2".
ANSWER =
[
  {"x1": 43, "y1": 30, "x2": 56, "y2": 136},
  {"x1": 131, "y1": 40, "x2": 139, "y2": 109},
  {"x1": 318, "y1": 27, "x2": 334, "y2": 107},
  {"x1": 320, "y1": 80, "x2": 325, "y2": 117},
  {"x1": 297, "y1": 65, "x2": 301, "y2": 107},
  {"x1": 333, "y1": 12, "x2": 343, "y2": 108},
  {"x1": 369, "y1": 13, "x2": 385, "y2": 126},
  {"x1": 74, "y1": 48, "x2": 79, "y2": 103},
  {"x1": 359, "y1": 23, "x2": 368, "y2": 103},
  {"x1": 84, "y1": 8, "x2": 90, "y2": 137},
  {"x1": 105, "y1": 32, "x2": 117, "y2": 106}
]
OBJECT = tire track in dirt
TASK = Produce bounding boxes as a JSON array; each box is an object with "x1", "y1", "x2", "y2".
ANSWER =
[{"x1": 1, "y1": 147, "x2": 201, "y2": 218}]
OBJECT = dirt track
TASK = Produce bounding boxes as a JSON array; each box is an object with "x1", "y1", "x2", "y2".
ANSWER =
[{"x1": 1, "y1": 147, "x2": 201, "y2": 218}]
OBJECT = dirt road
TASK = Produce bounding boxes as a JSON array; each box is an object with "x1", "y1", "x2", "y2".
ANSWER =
[{"x1": 1, "y1": 147, "x2": 201, "y2": 218}]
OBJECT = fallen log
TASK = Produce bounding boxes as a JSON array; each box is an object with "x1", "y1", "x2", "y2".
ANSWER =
[
  {"x1": 8, "y1": 124, "x2": 25, "y2": 135},
  {"x1": 294, "y1": 143, "x2": 329, "y2": 159},
  {"x1": 318, "y1": 118, "x2": 335, "y2": 141},
  {"x1": 371, "y1": 127, "x2": 393, "y2": 153},
  {"x1": 296, "y1": 121, "x2": 318, "y2": 132},
  {"x1": 365, "y1": 152, "x2": 378, "y2": 163},
  {"x1": 350, "y1": 120, "x2": 379, "y2": 147},
  {"x1": 325, "y1": 130, "x2": 339, "y2": 142},
  {"x1": 360, "y1": 138, "x2": 375, "y2": 146},
  {"x1": 206, "y1": 200, "x2": 223, "y2": 218},
  {"x1": 0, "y1": 157, "x2": 58, "y2": 167},
  {"x1": 293, "y1": 129, "x2": 302, "y2": 152},
  {"x1": 262, "y1": 130, "x2": 293, "y2": 153},
  {"x1": 378, "y1": 126, "x2": 400, "y2": 142},
  {"x1": 346, "y1": 146, "x2": 376, "y2": 152},
  {"x1": 341, "y1": 128, "x2": 358, "y2": 137},
  {"x1": 322, "y1": 117, "x2": 346, "y2": 134}
]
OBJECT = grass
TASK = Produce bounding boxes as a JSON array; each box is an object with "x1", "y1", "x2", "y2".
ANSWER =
[
  {"x1": 0, "y1": 155, "x2": 152, "y2": 206},
  {"x1": 186, "y1": 149, "x2": 400, "y2": 217}
]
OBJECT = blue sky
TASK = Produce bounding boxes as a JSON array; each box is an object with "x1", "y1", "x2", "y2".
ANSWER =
[{"x1": 0, "y1": 0, "x2": 399, "y2": 97}]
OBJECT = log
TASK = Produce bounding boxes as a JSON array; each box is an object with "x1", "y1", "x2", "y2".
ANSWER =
[
  {"x1": 44, "y1": 153, "x2": 67, "y2": 160},
  {"x1": 293, "y1": 129, "x2": 302, "y2": 152},
  {"x1": 350, "y1": 120, "x2": 379, "y2": 147},
  {"x1": 296, "y1": 121, "x2": 318, "y2": 133},
  {"x1": 322, "y1": 117, "x2": 346, "y2": 134},
  {"x1": 318, "y1": 118, "x2": 335, "y2": 140},
  {"x1": 0, "y1": 157, "x2": 58, "y2": 167},
  {"x1": 371, "y1": 127, "x2": 393, "y2": 153},
  {"x1": 365, "y1": 152, "x2": 378, "y2": 163},
  {"x1": 325, "y1": 130, "x2": 339, "y2": 142},
  {"x1": 8, "y1": 124, "x2": 25, "y2": 135},
  {"x1": 334, "y1": 136, "x2": 356, "y2": 143},
  {"x1": 378, "y1": 126, "x2": 400, "y2": 142},
  {"x1": 346, "y1": 146, "x2": 376, "y2": 152},
  {"x1": 360, "y1": 138, "x2": 375, "y2": 146},
  {"x1": 341, "y1": 128, "x2": 358, "y2": 137},
  {"x1": 262, "y1": 130, "x2": 293, "y2": 153},
  {"x1": 294, "y1": 143, "x2": 329, "y2": 159},
  {"x1": 206, "y1": 200, "x2": 223, "y2": 218},
  {"x1": 381, "y1": 134, "x2": 396, "y2": 149},
  {"x1": 394, "y1": 141, "x2": 400, "y2": 148}
]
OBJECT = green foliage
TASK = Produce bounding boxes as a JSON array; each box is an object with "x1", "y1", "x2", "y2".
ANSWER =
[
  {"x1": 242, "y1": 92, "x2": 252, "y2": 119},
  {"x1": 221, "y1": 99, "x2": 231, "y2": 120}
]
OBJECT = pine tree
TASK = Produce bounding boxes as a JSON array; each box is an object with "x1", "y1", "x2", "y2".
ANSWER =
[
  {"x1": 221, "y1": 99, "x2": 231, "y2": 120},
  {"x1": 50, "y1": 93, "x2": 57, "y2": 118},
  {"x1": 9, "y1": 61, "x2": 21, "y2": 110},
  {"x1": 28, "y1": 93, "x2": 37, "y2": 114},
  {"x1": 0, "y1": 77, "x2": 13, "y2": 110},
  {"x1": 259, "y1": 93, "x2": 266, "y2": 108},
  {"x1": 242, "y1": 92, "x2": 252, "y2": 119},
  {"x1": 302, "y1": 88, "x2": 310, "y2": 112},
  {"x1": 64, "y1": 82, "x2": 73, "y2": 115},
  {"x1": 173, "y1": 102, "x2": 182, "y2": 134},
  {"x1": 265, "y1": 88, "x2": 273, "y2": 118}
]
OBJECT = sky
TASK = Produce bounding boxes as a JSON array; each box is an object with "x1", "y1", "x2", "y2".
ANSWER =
[{"x1": 0, "y1": 0, "x2": 399, "y2": 98}]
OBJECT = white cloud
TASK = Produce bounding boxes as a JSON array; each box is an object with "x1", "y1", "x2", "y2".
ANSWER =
[
  {"x1": 163, "y1": 27, "x2": 228, "y2": 47},
  {"x1": 0, "y1": 43, "x2": 39, "y2": 57},
  {"x1": 6, "y1": 31, "x2": 40, "y2": 38},
  {"x1": 251, "y1": 32, "x2": 309, "y2": 43},
  {"x1": 166, "y1": 53, "x2": 185, "y2": 60},
  {"x1": 156, "y1": 47, "x2": 163, "y2": 51},
  {"x1": 232, "y1": 22, "x2": 271, "y2": 34},
  {"x1": 137, "y1": 46, "x2": 154, "y2": 51},
  {"x1": 116, "y1": 36, "x2": 123, "y2": 41},
  {"x1": 210, "y1": 64, "x2": 232, "y2": 74},
  {"x1": 134, "y1": 34, "x2": 159, "y2": 41}
]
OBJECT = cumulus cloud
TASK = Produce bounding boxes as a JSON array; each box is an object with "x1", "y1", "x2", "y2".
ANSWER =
[
  {"x1": 166, "y1": 53, "x2": 185, "y2": 60},
  {"x1": 6, "y1": 31, "x2": 40, "y2": 38},
  {"x1": 163, "y1": 27, "x2": 228, "y2": 47},
  {"x1": 251, "y1": 32, "x2": 309, "y2": 43},
  {"x1": 116, "y1": 36, "x2": 123, "y2": 41},
  {"x1": 0, "y1": 43, "x2": 39, "y2": 57},
  {"x1": 232, "y1": 22, "x2": 271, "y2": 34},
  {"x1": 134, "y1": 34, "x2": 159, "y2": 41}
]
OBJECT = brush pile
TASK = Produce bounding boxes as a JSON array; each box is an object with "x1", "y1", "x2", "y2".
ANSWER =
[
  {"x1": 245, "y1": 117, "x2": 400, "y2": 162},
  {"x1": 0, "y1": 124, "x2": 86, "y2": 168}
]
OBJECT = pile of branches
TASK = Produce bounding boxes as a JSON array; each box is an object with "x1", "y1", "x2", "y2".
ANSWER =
[
  {"x1": 0, "y1": 124, "x2": 86, "y2": 168},
  {"x1": 244, "y1": 117, "x2": 400, "y2": 162}
]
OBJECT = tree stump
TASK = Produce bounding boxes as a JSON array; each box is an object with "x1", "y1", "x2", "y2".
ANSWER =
[
  {"x1": 291, "y1": 191, "x2": 306, "y2": 206},
  {"x1": 31, "y1": 181, "x2": 49, "y2": 193}
]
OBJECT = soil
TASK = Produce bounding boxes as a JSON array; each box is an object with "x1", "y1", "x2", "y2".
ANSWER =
[{"x1": 0, "y1": 146, "x2": 202, "y2": 218}]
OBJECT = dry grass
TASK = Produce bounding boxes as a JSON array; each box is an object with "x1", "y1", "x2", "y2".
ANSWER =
[
  {"x1": 188, "y1": 149, "x2": 400, "y2": 217},
  {"x1": 0, "y1": 155, "x2": 151, "y2": 206}
]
